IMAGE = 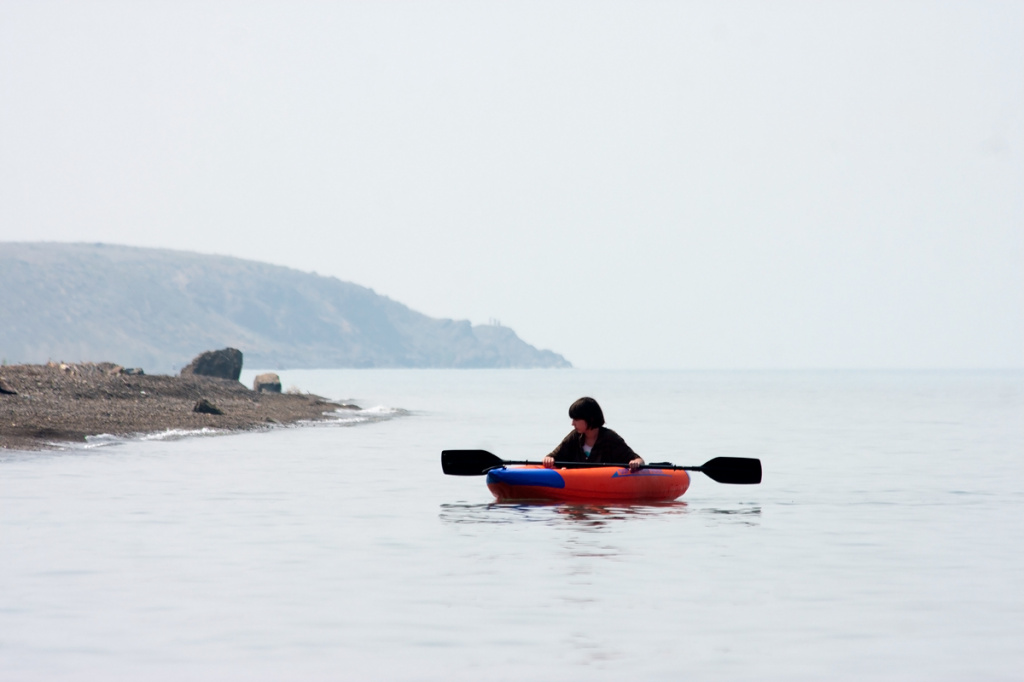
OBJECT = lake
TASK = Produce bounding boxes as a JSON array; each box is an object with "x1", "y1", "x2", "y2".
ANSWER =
[{"x1": 1, "y1": 369, "x2": 1022, "y2": 680}]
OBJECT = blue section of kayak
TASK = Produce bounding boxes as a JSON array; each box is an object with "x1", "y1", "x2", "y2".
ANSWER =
[{"x1": 486, "y1": 468, "x2": 566, "y2": 489}]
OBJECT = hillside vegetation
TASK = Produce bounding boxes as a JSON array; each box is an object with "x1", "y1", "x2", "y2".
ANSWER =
[{"x1": 0, "y1": 243, "x2": 571, "y2": 372}]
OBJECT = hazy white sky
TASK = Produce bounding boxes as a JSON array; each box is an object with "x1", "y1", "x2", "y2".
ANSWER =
[{"x1": 1, "y1": 1, "x2": 1021, "y2": 369}]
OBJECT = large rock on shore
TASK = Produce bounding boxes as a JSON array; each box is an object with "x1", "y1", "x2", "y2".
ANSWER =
[
  {"x1": 0, "y1": 376, "x2": 18, "y2": 395},
  {"x1": 180, "y1": 348, "x2": 243, "y2": 381},
  {"x1": 193, "y1": 398, "x2": 224, "y2": 415},
  {"x1": 253, "y1": 373, "x2": 282, "y2": 393}
]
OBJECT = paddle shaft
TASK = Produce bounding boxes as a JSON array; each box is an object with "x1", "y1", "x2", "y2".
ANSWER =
[
  {"x1": 498, "y1": 460, "x2": 700, "y2": 472},
  {"x1": 440, "y1": 450, "x2": 762, "y2": 484}
]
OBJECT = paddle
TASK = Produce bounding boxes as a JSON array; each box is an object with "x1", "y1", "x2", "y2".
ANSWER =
[{"x1": 441, "y1": 449, "x2": 762, "y2": 485}]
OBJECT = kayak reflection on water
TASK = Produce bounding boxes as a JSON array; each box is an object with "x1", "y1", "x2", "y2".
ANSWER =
[{"x1": 436, "y1": 501, "x2": 691, "y2": 528}]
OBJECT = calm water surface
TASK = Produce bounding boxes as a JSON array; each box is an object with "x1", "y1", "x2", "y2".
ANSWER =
[{"x1": 1, "y1": 370, "x2": 1022, "y2": 680}]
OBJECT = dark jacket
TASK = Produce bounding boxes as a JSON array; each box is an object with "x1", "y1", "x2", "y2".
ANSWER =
[{"x1": 547, "y1": 427, "x2": 639, "y2": 465}]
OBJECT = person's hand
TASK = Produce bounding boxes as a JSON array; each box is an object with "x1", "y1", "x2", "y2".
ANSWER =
[
  {"x1": 543, "y1": 456, "x2": 555, "y2": 468},
  {"x1": 629, "y1": 457, "x2": 644, "y2": 471}
]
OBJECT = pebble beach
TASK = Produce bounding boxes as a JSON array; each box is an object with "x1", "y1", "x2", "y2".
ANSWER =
[{"x1": 0, "y1": 362, "x2": 348, "y2": 451}]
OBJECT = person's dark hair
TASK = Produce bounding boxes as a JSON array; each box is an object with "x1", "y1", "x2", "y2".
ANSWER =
[{"x1": 568, "y1": 397, "x2": 605, "y2": 429}]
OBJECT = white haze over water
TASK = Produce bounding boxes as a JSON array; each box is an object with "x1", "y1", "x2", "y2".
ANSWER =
[{"x1": 0, "y1": 1, "x2": 1021, "y2": 369}]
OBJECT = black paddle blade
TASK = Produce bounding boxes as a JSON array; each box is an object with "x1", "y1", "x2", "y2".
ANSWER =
[
  {"x1": 441, "y1": 449, "x2": 504, "y2": 476},
  {"x1": 699, "y1": 457, "x2": 762, "y2": 484}
]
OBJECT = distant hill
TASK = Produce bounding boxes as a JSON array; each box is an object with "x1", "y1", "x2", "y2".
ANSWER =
[{"x1": 0, "y1": 243, "x2": 571, "y2": 372}]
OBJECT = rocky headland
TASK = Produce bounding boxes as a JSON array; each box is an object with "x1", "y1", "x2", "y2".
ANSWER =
[
  {"x1": 0, "y1": 242, "x2": 572, "y2": 371},
  {"x1": 0, "y1": 356, "x2": 352, "y2": 451}
]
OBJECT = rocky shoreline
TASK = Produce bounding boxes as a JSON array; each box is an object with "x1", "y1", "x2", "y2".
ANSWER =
[{"x1": 0, "y1": 362, "x2": 352, "y2": 451}]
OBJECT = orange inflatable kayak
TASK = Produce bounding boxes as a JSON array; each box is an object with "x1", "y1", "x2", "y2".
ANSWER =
[{"x1": 485, "y1": 464, "x2": 690, "y2": 503}]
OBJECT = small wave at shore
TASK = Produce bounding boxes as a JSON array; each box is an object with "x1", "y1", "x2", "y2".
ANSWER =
[
  {"x1": 313, "y1": 404, "x2": 407, "y2": 427},
  {"x1": 344, "y1": 404, "x2": 407, "y2": 418},
  {"x1": 82, "y1": 427, "x2": 227, "y2": 449},
  {"x1": 65, "y1": 405, "x2": 408, "y2": 450}
]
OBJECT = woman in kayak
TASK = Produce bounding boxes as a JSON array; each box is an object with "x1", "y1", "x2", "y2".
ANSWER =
[{"x1": 542, "y1": 397, "x2": 645, "y2": 471}]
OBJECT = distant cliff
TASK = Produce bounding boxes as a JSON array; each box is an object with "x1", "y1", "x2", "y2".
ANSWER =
[{"x1": 0, "y1": 243, "x2": 571, "y2": 372}]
